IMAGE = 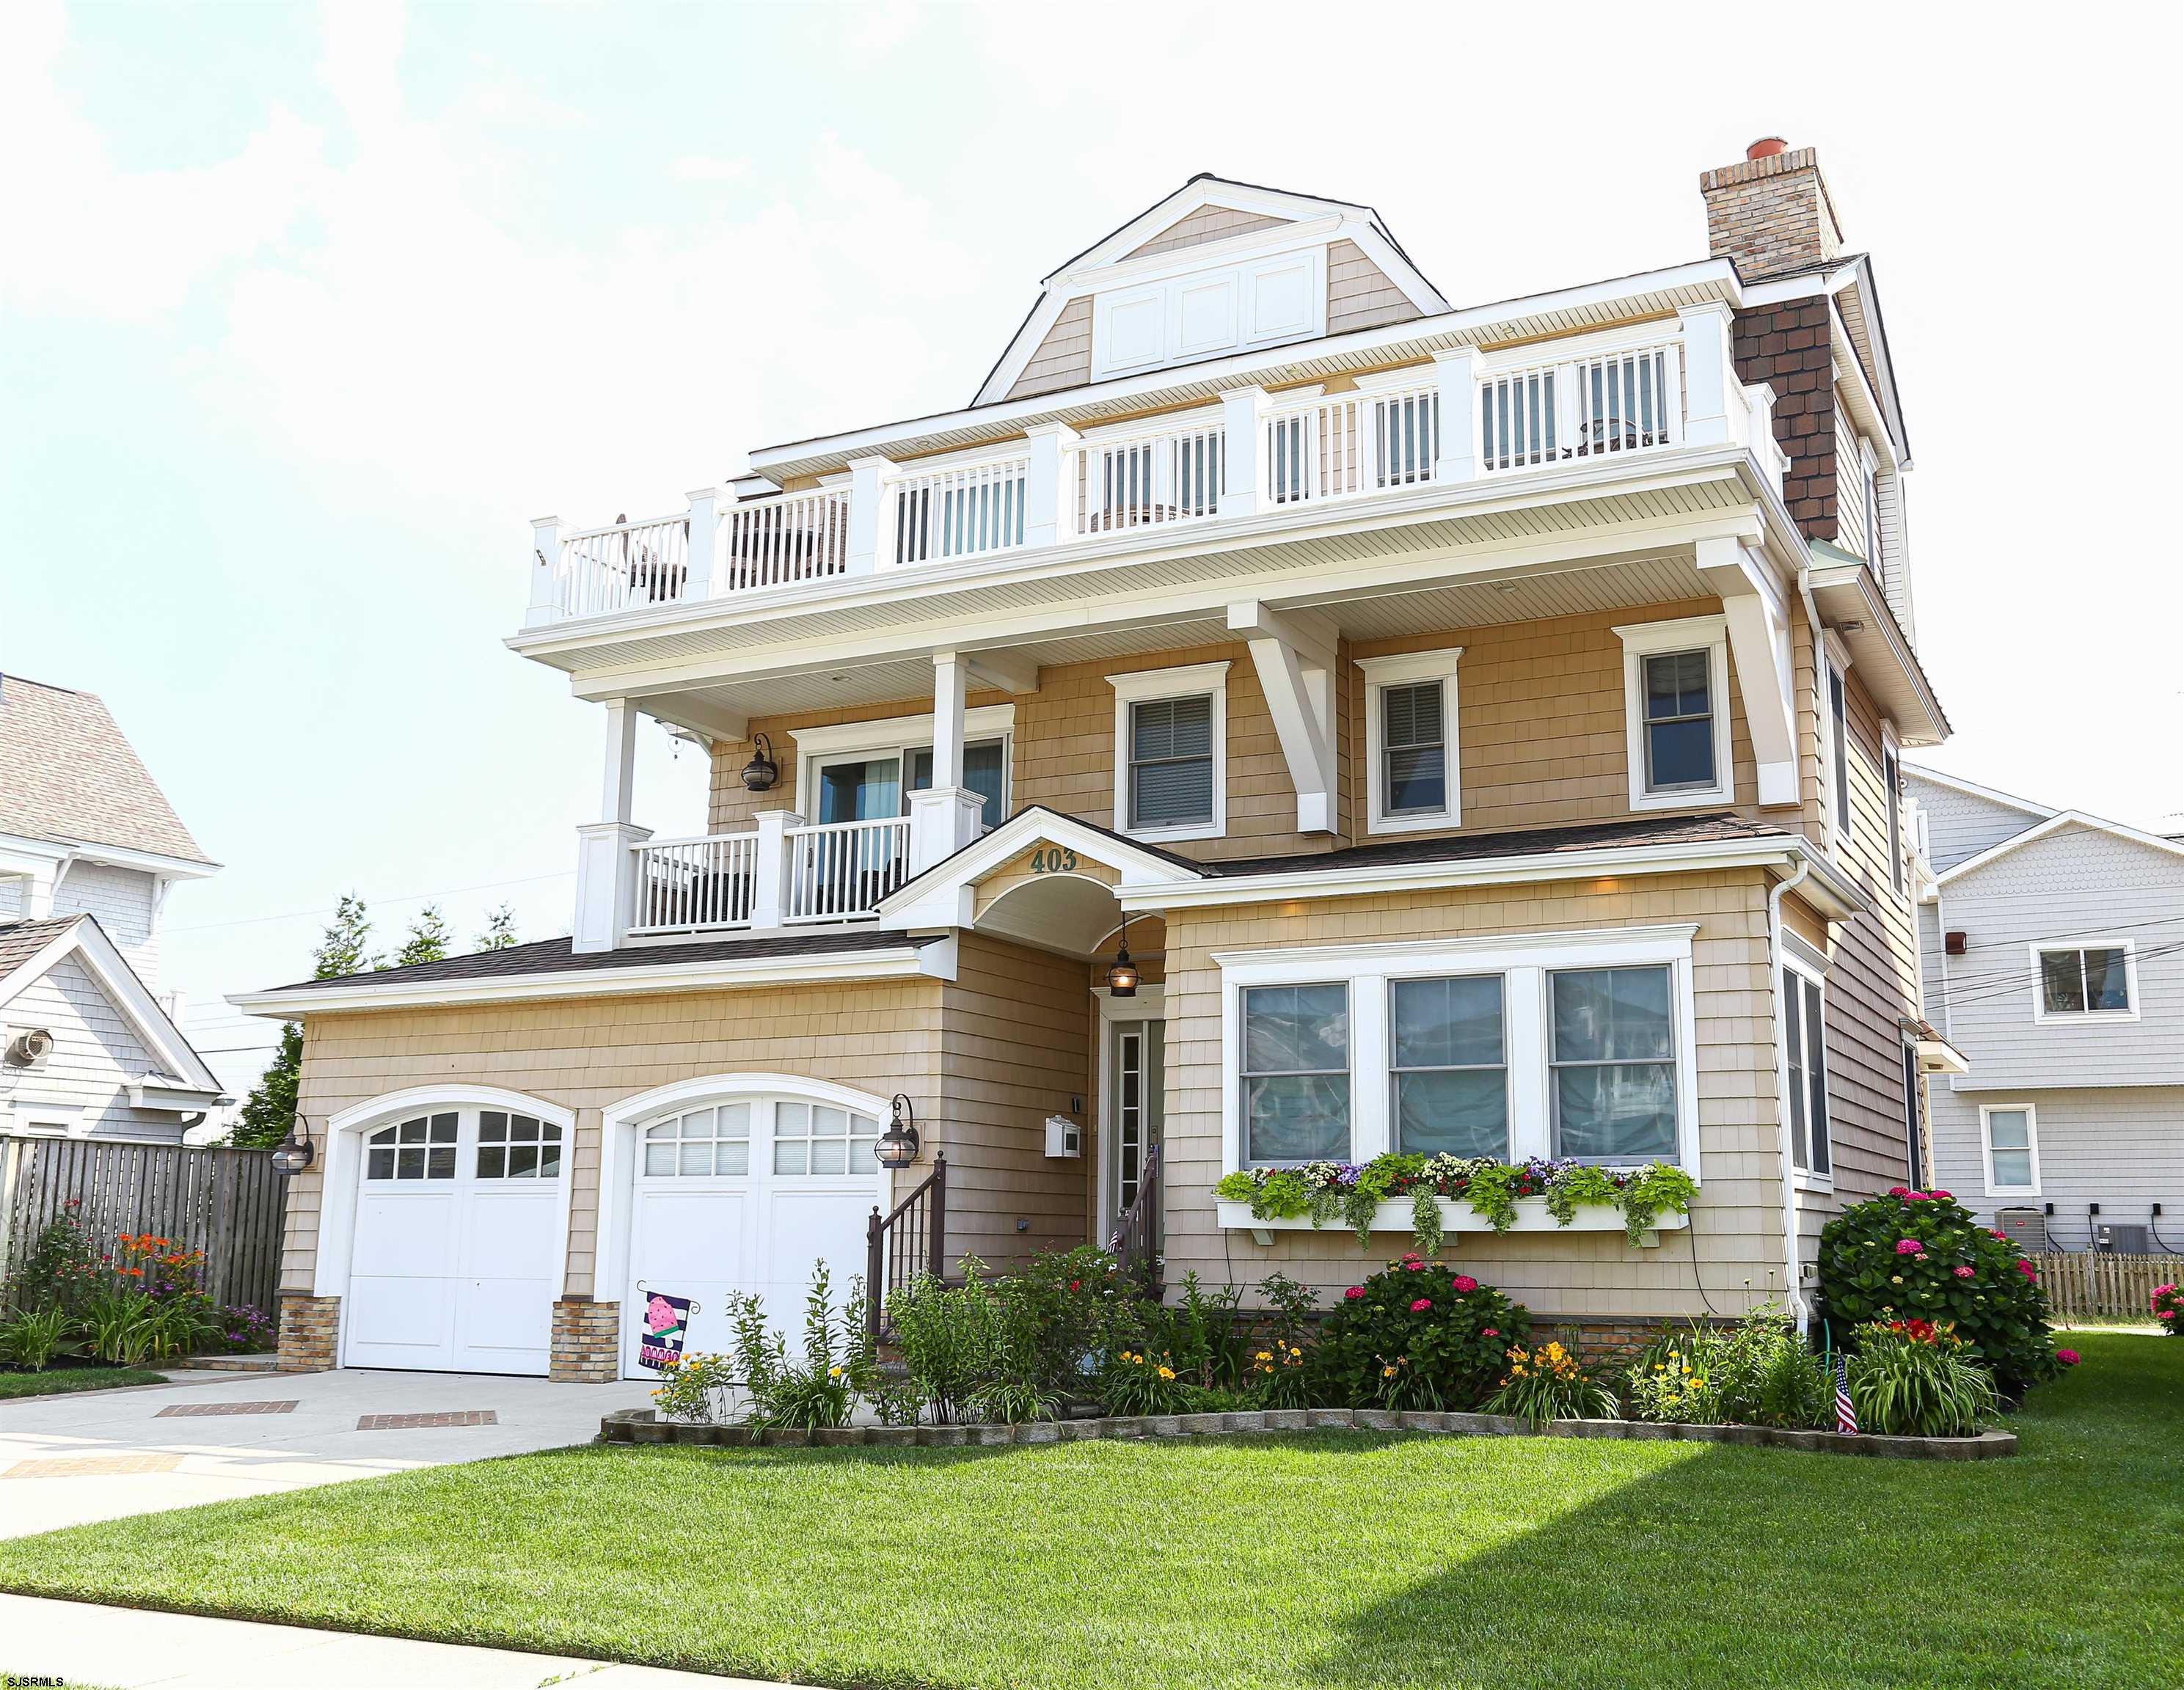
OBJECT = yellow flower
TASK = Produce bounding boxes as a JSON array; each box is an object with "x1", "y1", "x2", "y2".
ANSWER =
[
  {"x1": 1157, "y1": 1366, "x2": 1175, "y2": 1380},
  {"x1": 1382, "y1": 1364, "x2": 1398, "y2": 1378},
  {"x1": 829, "y1": 1366, "x2": 842, "y2": 1379},
  {"x1": 1256, "y1": 1350, "x2": 1272, "y2": 1362}
]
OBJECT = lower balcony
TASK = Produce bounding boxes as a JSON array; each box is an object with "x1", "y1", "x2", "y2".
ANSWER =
[{"x1": 629, "y1": 815, "x2": 914, "y2": 937}]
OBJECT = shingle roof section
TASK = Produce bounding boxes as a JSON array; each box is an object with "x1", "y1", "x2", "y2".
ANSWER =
[
  {"x1": 1204, "y1": 812, "x2": 1792, "y2": 878},
  {"x1": 0, "y1": 915, "x2": 83, "y2": 980},
  {"x1": 271, "y1": 926, "x2": 941, "y2": 994},
  {"x1": 0, "y1": 676, "x2": 210, "y2": 863}
]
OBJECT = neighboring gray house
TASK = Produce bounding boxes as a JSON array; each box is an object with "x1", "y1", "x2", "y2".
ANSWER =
[
  {"x1": 1907, "y1": 764, "x2": 2184, "y2": 1253},
  {"x1": 0, "y1": 674, "x2": 227, "y2": 1142}
]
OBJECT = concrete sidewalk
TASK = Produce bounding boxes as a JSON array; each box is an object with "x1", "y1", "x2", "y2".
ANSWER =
[
  {"x1": 1, "y1": 1367, "x2": 654, "y2": 1537},
  {"x1": 0, "y1": 1592, "x2": 786, "y2": 1687}
]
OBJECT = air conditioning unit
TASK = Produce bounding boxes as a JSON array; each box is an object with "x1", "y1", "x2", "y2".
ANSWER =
[
  {"x1": 2097, "y1": 1223, "x2": 2150, "y2": 1256},
  {"x1": 1995, "y1": 1207, "x2": 2047, "y2": 1253}
]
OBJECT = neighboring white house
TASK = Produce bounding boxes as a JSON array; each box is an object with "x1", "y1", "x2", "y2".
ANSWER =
[
  {"x1": 1907, "y1": 764, "x2": 2184, "y2": 1254},
  {"x1": 0, "y1": 673, "x2": 227, "y2": 1142}
]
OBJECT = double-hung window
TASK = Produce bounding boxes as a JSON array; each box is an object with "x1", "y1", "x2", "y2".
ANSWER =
[
  {"x1": 1827, "y1": 665, "x2": 1852, "y2": 840},
  {"x1": 1241, "y1": 983, "x2": 1350, "y2": 1164},
  {"x1": 1982, "y1": 1105, "x2": 2039, "y2": 1195},
  {"x1": 2036, "y1": 945, "x2": 2134, "y2": 1020},
  {"x1": 1781, "y1": 964, "x2": 1832, "y2": 1180},
  {"x1": 1548, "y1": 965, "x2": 1679, "y2": 1163},
  {"x1": 1359, "y1": 648, "x2": 1463, "y2": 833},
  {"x1": 1109, "y1": 662, "x2": 1228, "y2": 841},
  {"x1": 1884, "y1": 746, "x2": 1904, "y2": 896},
  {"x1": 1615, "y1": 618, "x2": 1731, "y2": 810},
  {"x1": 1390, "y1": 976, "x2": 1508, "y2": 1158}
]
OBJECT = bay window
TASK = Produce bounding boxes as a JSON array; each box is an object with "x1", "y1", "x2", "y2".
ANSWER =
[{"x1": 1241, "y1": 983, "x2": 1350, "y2": 1164}]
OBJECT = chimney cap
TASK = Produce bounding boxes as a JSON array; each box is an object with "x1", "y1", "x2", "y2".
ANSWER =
[{"x1": 1746, "y1": 136, "x2": 1789, "y2": 161}]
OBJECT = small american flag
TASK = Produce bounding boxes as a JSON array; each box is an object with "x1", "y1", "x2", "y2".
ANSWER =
[{"x1": 1834, "y1": 1356, "x2": 1858, "y2": 1435}]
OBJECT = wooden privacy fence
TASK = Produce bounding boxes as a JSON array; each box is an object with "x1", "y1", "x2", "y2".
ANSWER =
[
  {"x1": 0, "y1": 1135, "x2": 288, "y2": 1314},
  {"x1": 2033, "y1": 1252, "x2": 2184, "y2": 1321}
]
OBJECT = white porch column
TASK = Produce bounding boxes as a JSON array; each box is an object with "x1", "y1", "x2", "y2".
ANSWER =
[
  {"x1": 1677, "y1": 301, "x2": 1739, "y2": 447},
  {"x1": 845, "y1": 455, "x2": 896, "y2": 576},
  {"x1": 1431, "y1": 348, "x2": 1479, "y2": 483},
  {"x1": 1218, "y1": 387, "x2": 1266, "y2": 519},
  {"x1": 572, "y1": 699, "x2": 647, "y2": 954},
  {"x1": 526, "y1": 515, "x2": 564, "y2": 627},
  {"x1": 683, "y1": 486, "x2": 717, "y2": 601},
  {"x1": 1023, "y1": 422, "x2": 1078, "y2": 548},
  {"x1": 910, "y1": 651, "x2": 984, "y2": 874},
  {"x1": 749, "y1": 808, "x2": 805, "y2": 929}
]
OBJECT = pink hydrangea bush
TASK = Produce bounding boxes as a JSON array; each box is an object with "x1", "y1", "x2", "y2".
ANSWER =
[{"x1": 1311, "y1": 1254, "x2": 1530, "y2": 1410}]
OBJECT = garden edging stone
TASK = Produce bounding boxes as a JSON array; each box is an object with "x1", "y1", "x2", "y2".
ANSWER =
[{"x1": 596, "y1": 1406, "x2": 2017, "y2": 1459}]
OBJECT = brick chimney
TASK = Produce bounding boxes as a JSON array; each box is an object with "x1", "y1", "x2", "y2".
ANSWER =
[{"x1": 1700, "y1": 139, "x2": 1844, "y2": 280}]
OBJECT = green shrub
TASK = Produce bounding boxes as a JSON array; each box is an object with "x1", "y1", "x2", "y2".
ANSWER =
[
  {"x1": 1624, "y1": 1306, "x2": 1829, "y2": 1428},
  {"x1": 4, "y1": 1208, "x2": 101, "y2": 1314},
  {"x1": 2152, "y1": 1282, "x2": 2182, "y2": 1336},
  {"x1": 995, "y1": 1245, "x2": 1133, "y2": 1395},
  {"x1": 1847, "y1": 1320, "x2": 1998, "y2": 1436},
  {"x1": 1816, "y1": 1188, "x2": 2059, "y2": 1394},
  {"x1": 727, "y1": 1262, "x2": 859, "y2": 1432},
  {"x1": 1129, "y1": 1272, "x2": 1251, "y2": 1391},
  {"x1": 1310, "y1": 1255, "x2": 1529, "y2": 1411},
  {"x1": 0, "y1": 1305, "x2": 83, "y2": 1372},
  {"x1": 1481, "y1": 1337, "x2": 1617, "y2": 1426},
  {"x1": 1095, "y1": 1345, "x2": 1193, "y2": 1416},
  {"x1": 649, "y1": 1351, "x2": 740, "y2": 1422}
]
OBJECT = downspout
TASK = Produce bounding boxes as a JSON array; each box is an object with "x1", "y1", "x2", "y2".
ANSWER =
[{"x1": 1768, "y1": 851, "x2": 1814, "y2": 1334}]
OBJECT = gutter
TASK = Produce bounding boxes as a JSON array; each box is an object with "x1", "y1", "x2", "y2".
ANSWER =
[{"x1": 1767, "y1": 858, "x2": 1814, "y2": 1333}]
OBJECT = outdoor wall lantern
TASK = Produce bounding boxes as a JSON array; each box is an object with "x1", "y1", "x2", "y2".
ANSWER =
[
  {"x1": 875, "y1": 1094, "x2": 920, "y2": 1168},
  {"x1": 1105, "y1": 921, "x2": 1139, "y2": 998},
  {"x1": 740, "y1": 733, "x2": 780, "y2": 793},
  {"x1": 270, "y1": 1116, "x2": 315, "y2": 1177}
]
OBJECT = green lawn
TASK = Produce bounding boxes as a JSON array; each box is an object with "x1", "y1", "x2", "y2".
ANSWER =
[
  {"x1": 0, "y1": 1367, "x2": 166, "y2": 1400},
  {"x1": 0, "y1": 1334, "x2": 2177, "y2": 1689}
]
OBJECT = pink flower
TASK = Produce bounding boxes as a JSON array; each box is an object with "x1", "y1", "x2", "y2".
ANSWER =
[
  {"x1": 1452, "y1": 1274, "x2": 1479, "y2": 1293},
  {"x1": 2017, "y1": 1259, "x2": 2038, "y2": 1279},
  {"x1": 1409, "y1": 1298, "x2": 1433, "y2": 1312},
  {"x1": 1930, "y1": 1190, "x2": 1952, "y2": 1200},
  {"x1": 1953, "y1": 1266, "x2": 1976, "y2": 1279},
  {"x1": 1904, "y1": 1191, "x2": 1932, "y2": 1201},
  {"x1": 1344, "y1": 1286, "x2": 1365, "y2": 1301},
  {"x1": 1481, "y1": 1328, "x2": 1500, "y2": 1338},
  {"x1": 1887, "y1": 1185, "x2": 1908, "y2": 1198},
  {"x1": 1990, "y1": 1230, "x2": 2010, "y2": 1241},
  {"x1": 1403, "y1": 1259, "x2": 1428, "y2": 1272},
  {"x1": 2056, "y1": 1349, "x2": 2080, "y2": 1366},
  {"x1": 1896, "y1": 1240, "x2": 1924, "y2": 1255}
]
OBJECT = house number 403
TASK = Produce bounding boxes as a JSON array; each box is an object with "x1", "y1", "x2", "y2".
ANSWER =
[{"x1": 1029, "y1": 847, "x2": 1079, "y2": 874}]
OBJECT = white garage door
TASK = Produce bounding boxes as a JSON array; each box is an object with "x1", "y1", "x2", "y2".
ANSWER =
[
  {"x1": 344, "y1": 1107, "x2": 566, "y2": 1375},
  {"x1": 622, "y1": 1095, "x2": 882, "y2": 1380}
]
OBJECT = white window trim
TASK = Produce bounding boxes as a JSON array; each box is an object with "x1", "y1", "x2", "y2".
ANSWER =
[
  {"x1": 1109, "y1": 661, "x2": 1230, "y2": 844},
  {"x1": 1882, "y1": 728, "x2": 1907, "y2": 901},
  {"x1": 791, "y1": 706, "x2": 1015, "y2": 819},
  {"x1": 1215, "y1": 923, "x2": 1702, "y2": 1179},
  {"x1": 1358, "y1": 647, "x2": 1464, "y2": 835},
  {"x1": 2030, "y1": 939, "x2": 2140, "y2": 1025},
  {"x1": 1781, "y1": 946, "x2": 1833, "y2": 1193},
  {"x1": 1613, "y1": 616, "x2": 1733, "y2": 811},
  {"x1": 1979, "y1": 1102, "x2": 2042, "y2": 1199},
  {"x1": 1820, "y1": 629, "x2": 1855, "y2": 849}
]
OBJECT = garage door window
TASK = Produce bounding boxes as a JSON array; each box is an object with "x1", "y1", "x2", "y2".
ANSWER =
[
  {"x1": 365, "y1": 1113, "x2": 456, "y2": 1181},
  {"x1": 643, "y1": 1103, "x2": 751, "y2": 1177},
  {"x1": 477, "y1": 1111, "x2": 563, "y2": 1180},
  {"x1": 773, "y1": 1102, "x2": 880, "y2": 1176}
]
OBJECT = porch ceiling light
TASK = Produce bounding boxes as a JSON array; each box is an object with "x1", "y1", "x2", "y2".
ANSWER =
[
  {"x1": 740, "y1": 732, "x2": 781, "y2": 792},
  {"x1": 1106, "y1": 925, "x2": 1139, "y2": 998},
  {"x1": 271, "y1": 1116, "x2": 315, "y2": 1177},
  {"x1": 876, "y1": 1094, "x2": 920, "y2": 1169}
]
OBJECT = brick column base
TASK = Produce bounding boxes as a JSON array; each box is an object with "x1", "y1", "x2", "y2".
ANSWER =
[
  {"x1": 277, "y1": 1294, "x2": 340, "y2": 1372},
  {"x1": 550, "y1": 1298, "x2": 621, "y2": 1383}
]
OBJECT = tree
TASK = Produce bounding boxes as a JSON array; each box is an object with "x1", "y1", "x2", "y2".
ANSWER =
[
  {"x1": 477, "y1": 904, "x2": 519, "y2": 951},
  {"x1": 229, "y1": 896, "x2": 376, "y2": 1149},
  {"x1": 388, "y1": 904, "x2": 451, "y2": 969}
]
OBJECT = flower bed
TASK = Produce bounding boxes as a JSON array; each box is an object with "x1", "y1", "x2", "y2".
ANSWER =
[
  {"x1": 1213, "y1": 1155, "x2": 1696, "y2": 1254},
  {"x1": 596, "y1": 1403, "x2": 2017, "y2": 1460}
]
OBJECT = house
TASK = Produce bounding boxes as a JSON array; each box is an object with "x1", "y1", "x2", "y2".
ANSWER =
[
  {"x1": 1904, "y1": 764, "x2": 2184, "y2": 1251},
  {"x1": 0, "y1": 674, "x2": 227, "y2": 1142},
  {"x1": 234, "y1": 140, "x2": 1947, "y2": 1383}
]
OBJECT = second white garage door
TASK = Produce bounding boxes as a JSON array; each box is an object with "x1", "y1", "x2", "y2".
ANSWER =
[{"x1": 621, "y1": 1094, "x2": 883, "y2": 1378}]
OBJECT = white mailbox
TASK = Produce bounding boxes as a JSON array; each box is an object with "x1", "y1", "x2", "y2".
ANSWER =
[{"x1": 1043, "y1": 1113, "x2": 1082, "y2": 1159}]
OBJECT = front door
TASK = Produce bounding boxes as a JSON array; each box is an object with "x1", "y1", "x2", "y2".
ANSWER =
[{"x1": 1106, "y1": 1016, "x2": 1164, "y2": 1247}]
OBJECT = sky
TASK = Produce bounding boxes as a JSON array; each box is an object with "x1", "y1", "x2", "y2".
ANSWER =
[{"x1": 5, "y1": 0, "x2": 2181, "y2": 1108}]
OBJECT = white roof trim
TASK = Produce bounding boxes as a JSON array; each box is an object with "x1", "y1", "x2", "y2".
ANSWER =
[
  {"x1": 1900, "y1": 763, "x2": 2056, "y2": 822},
  {"x1": 0, "y1": 831, "x2": 217, "y2": 879},
  {"x1": 876, "y1": 806, "x2": 1206, "y2": 923},
  {"x1": 0, "y1": 915, "x2": 223, "y2": 1094},
  {"x1": 227, "y1": 937, "x2": 958, "y2": 1017},
  {"x1": 1935, "y1": 811, "x2": 2184, "y2": 888}
]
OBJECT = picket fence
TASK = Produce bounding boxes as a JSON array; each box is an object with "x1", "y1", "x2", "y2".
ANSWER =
[
  {"x1": 0, "y1": 1135, "x2": 288, "y2": 1315},
  {"x1": 2031, "y1": 1252, "x2": 2182, "y2": 1322}
]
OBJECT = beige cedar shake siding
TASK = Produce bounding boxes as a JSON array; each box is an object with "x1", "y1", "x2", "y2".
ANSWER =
[
  {"x1": 1122, "y1": 205, "x2": 1290, "y2": 261},
  {"x1": 1325, "y1": 238, "x2": 1419, "y2": 337},
  {"x1": 1160, "y1": 871, "x2": 1794, "y2": 1320},
  {"x1": 1005, "y1": 296, "x2": 1093, "y2": 400}
]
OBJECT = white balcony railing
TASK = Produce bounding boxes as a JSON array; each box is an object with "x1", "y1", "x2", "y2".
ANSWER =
[
  {"x1": 631, "y1": 831, "x2": 757, "y2": 935},
  {"x1": 1067, "y1": 414, "x2": 1225, "y2": 538},
  {"x1": 530, "y1": 309, "x2": 1775, "y2": 629},
  {"x1": 786, "y1": 815, "x2": 912, "y2": 923},
  {"x1": 889, "y1": 455, "x2": 1029, "y2": 566}
]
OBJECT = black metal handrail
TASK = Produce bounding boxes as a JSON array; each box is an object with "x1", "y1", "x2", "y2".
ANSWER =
[
  {"x1": 865, "y1": 1152, "x2": 946, "y2": 1339},
  {"x1": 1110, "y1": 1141, "x2": 1162, "y2": 1296}
]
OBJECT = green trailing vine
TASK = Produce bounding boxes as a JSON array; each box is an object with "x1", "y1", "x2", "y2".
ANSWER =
[
  {"x1": 1543, "y1": 1164, "x2": 1620, "y2": 1226},
  {"x1": 1410, "y1": 1186, "x2": 1445, "y2": 1259},
  {"x1": 1461, "y1": 1163, "x2": 1524, "y2": 1234},
  {"x1": 1616, "y1": 1163, "x2": 1700, "y2": 1245}
]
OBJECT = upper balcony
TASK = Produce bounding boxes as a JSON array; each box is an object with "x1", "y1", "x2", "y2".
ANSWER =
[{"x1": 519, "y1": 296, "x2": 1792, "y2": 661}]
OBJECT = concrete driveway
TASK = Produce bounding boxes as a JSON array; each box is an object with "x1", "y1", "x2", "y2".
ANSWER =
[{"x1": 0, "y1": 1367, "x2": 654, "y2": 1538}]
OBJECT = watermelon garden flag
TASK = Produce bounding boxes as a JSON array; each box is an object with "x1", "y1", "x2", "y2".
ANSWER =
[{"x1": 637, "y1": 1291, "x2": 693, "y2": 1372}]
